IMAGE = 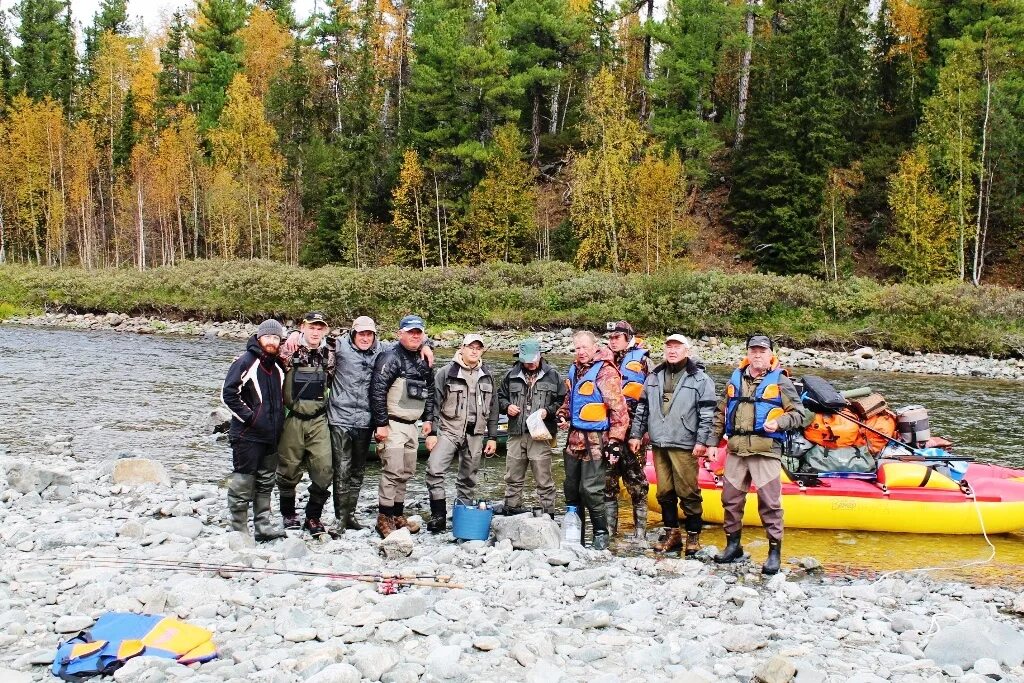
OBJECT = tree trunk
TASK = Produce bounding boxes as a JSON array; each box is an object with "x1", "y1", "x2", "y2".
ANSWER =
[
  {"x1": 972, "y1": 54, "x2": 991, "y2": 286},
  {"x1": 531, "y1": 87, "x2": 542, "y2": 165},
  {"x1": 136, "y1": 180, "x2": 146, "y2": 271},
  {"x1": 735, "y1": 0, "x2": 756, "y2": 147},
  {"x1": 434, "y1": 173, "x2": 444, "y2": 268},
  {"x1": 639, "y1": 0, "x2": 654, "y2": 122}
]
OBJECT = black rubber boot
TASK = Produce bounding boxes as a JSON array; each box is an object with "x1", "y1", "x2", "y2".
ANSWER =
[
  {"x1": 254, "y1": 471, "x2": 287, "y2": 542},
  {"x1": 279, "y1": 489, "x2": 300, "y2": 529},
  {"x1": 427, "y1": 498, "x2": 447, "y2": 534},
  {"x1": 714, "y1": 531, "x2": 744, "y2": 563},
  {"x1": 762, "y1": 536, "x2": 782, "y2": 575},
  {"x1": 605, "y1": 499, "x2": 619, "y2": 537},
  {"x1": 226, "y1": 473, "x2": 255, "y2": 532},
  {"x1": 305, "y1": 482, "x2": 330, "y2": 523},
  {"x1": 589, "y1": 506, "x2": 610, "y2": 551}
]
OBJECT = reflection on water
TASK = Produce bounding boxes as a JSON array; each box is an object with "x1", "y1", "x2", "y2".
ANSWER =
[{"x1": 1, "y1": 326, "x2": 1022, "y2": 586}]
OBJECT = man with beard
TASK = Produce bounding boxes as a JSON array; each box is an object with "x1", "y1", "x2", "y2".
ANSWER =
[{"x1": 221, "y1": 319, "x2": 289, "y2": 542}]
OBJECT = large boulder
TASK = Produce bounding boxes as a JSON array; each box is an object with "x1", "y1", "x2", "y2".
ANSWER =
[
  {"x1": 923, "y1": 618, "x2": 1024, "y2": 669},
  {"x1": 492, "y1": 514, "x2": 561, "y2": 550},
  {"x1": 113, "y1": 458, "x2": 171, "y2": 487},
  {"x1": 379, "y1": 528, "x2": 413, "y2": 559},
  {"x1": 4, "y1": 462, "x2": 70, "y2": 494}
]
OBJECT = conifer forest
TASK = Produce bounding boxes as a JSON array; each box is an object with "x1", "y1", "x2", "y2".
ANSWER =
[{"x1": 0, "y1": 0, "x2": 1021, "y2": 285}]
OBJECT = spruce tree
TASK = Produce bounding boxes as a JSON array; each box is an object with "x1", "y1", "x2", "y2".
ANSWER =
[
  {"x1": 185, "y1": 0, "x2": 247, "y2": 132},
  {"x1": 11, "y1": 0, "x2": 76, "y2": 108},
  {"x1": 84, "y1": 0, "x2": 129, "y2": 79},
  {"x1": 0, "y1": 13, "x2": 14, "y2": 110},
  {"x1": 157, "y1": 11, "x2": 189, "y2": 119}
]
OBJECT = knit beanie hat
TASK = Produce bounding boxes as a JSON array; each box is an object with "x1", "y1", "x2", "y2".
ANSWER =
[{"x1": 256, "y1": 319, "x2": 285, "y2": 339}]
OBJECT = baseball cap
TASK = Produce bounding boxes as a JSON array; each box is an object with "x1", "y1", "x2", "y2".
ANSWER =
[
  {"x1": 518, "y1": 339, "x2": 541, "y2": 363},
  {"x1": 665, "y1": 334, "x2": 691, "y2": 346},
  {"x1": 747, "y1": 334, "x2": 773, "y2": 350},
  {"x1": 399, "y1": 314, "x2": 426, "y2": 332},
  {"x1": 352, "y1": 316, "x2": 377, "y2": 333},
  {"x1": 256, "y1": 319, "x2": 285, "y2": 339},
  {"x1": 462, "y1": 333, "x2": 485, "y2": 348},
  {"x1": 302, "y1": 311, "x2": 329, "y2": 326},
  {"x1": 611, "y1": 321, "x2": 635, "y2": 336}
]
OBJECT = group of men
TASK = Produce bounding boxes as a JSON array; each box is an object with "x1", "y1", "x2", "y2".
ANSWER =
[{"x1": 222, "y1": 312, "x2": 804, "y2": 574}]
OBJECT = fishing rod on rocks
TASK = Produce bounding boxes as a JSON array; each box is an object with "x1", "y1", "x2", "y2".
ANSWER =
[{"x1": 45, "y1": 556, "x2": 462, "y2": 593}]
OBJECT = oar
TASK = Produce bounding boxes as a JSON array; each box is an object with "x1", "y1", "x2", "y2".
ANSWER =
[{"x1": 801, "y1": 397, "x2": 973, "y2": 463}]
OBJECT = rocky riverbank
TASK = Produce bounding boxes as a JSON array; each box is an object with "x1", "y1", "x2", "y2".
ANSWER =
[
  {"x1": 7, "y1": 311, "x2": 1024, "y2": 381},
  {"x1": 2, "y1": 442, "x2": 1024, "y2": 683}
]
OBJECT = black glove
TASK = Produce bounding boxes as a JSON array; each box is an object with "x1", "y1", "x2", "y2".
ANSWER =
[{"x1": 604, "y1": 440, "x2": 624, "y2": 463}]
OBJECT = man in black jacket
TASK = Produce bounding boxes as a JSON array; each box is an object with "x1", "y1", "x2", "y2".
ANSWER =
[
  {"x1": 370, "y1": 315, "x2": 435, "y2": 538},
  {"x1": 221, "y1": 319, "x2": 289, "y2": 542},
  {"x1": 499, "y1": 340, "x2": 564, "y2": 517}
]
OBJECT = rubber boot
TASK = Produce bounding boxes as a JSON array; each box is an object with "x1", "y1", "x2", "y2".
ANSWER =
[
  {"x1": 632, "y1": 501, "x2": 647, "y2": 541},
  {"x1": 305, "y1": 481, "x2": 330, "y2": 532},
  {"x1": 605, "y1": 499, "x2": 619, "y2": 537},
  {"x1": 342, "y1": 491, "x2": 364, "y2": 531},
  {"x1": 279, "y1": 489, "x2": 300, "y2": 529},
  {"x1": 762, "y1": 536, "x2": 782, "y2": 575},
  {"x1": 589, "y1": 506, "x2": 610, "y2": 551},
  {"x1": 427, "y1": 498, "x2": 447, "y2": 534},
  {"x1": 254, "y1": 471, "x2": 286, "y2": 542},
  {"x1": 714, "y1": 531, "x2": 744, "y2": 563},
  {"x1": 226, "y1": 473, "x2": 255, "y2": 532}
]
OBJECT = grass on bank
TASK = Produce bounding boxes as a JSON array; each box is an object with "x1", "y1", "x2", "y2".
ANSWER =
[{"x1": 2, "y1": 259, "x2": 1024, "y2": 357}]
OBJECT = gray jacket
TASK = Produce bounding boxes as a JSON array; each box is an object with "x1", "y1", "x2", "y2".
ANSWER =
[
  {"x1": 432, "y1": 356, "x2": 499, "y2": 439},
  {"x1": 326, "y1": 333, "x2": 384, "y2": 429},
  {"x1": 630, "y1": 359, "x2": 717, "y2": 450}
]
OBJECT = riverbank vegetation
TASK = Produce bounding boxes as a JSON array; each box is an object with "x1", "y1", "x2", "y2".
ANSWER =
[
  {"x1": 3, "y1": 260, "x2": 1024, "y2": 356},
  {"x1": 0, "y1": 1, "x2": 1021, "y2": 284}
]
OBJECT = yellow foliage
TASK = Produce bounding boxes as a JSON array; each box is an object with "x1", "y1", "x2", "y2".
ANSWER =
[
  {"x1": 390, "y1": 149, "x2": 427, "y2": 268},
  {"x1": 240, "y1": 7, "x2": 293, "y2": 99}
]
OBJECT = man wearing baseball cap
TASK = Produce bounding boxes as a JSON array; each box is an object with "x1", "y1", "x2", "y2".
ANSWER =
[
  {"x1": 221, "y1": 319, "x2": 288, "y2": 542},
  {"x1": 605, "y1": 320, "x2": 654, "y2": 541},
  {"x1": 708, "y1": 334, "x2": 806, "y2": 574},
  {"x1": 370, "y1": 314, "x2": 436, "y2": 538},
  {"x1": 423, "y1": 333, "x2": 499, "y2": 533},
  {"x1": 498, "y1": 339, "x2": 564, "y2": 517},
  {"x1": 629, "y1": 334, "x2": 717, "y2": 556},
  {"x1": 276, "y1": 312, "x2": 336, "y2": 539}
]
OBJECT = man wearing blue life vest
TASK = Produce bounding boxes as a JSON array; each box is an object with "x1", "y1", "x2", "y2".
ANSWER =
[
  {"x1": 556, "y1": 330, "x2": 630, "y2": 551},
  {"x1": 604, "y1": 321, "x2": 653, "y2": 540},
  {"x1": 708, "y1": 334, "x2": 806, "y2": 574}
]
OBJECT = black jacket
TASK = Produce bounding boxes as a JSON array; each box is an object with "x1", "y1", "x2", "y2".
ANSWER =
[
  {"x1": 370, "y1": 343, "x2": 435, "y2": 427},
  {"x1": 498, "y1": 360, "x2": 565, "y2": 437},
  {"x1": 222, "y1": 336, "x2": 287, "y2": 444}
]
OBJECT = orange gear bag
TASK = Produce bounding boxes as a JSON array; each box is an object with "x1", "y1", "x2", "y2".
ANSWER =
[
  {"x1": 804, "y1": 409, "x2": 866, "y2": 449},
  {"x1": 863, "y1": 410, "x2": 898, "y2": 455}
]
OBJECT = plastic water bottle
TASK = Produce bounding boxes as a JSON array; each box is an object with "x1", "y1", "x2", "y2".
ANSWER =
[{"x1": 562, "y1": 506, "x2": 582, "y2": 547}]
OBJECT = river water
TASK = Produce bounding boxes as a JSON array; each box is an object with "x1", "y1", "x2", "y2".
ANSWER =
[{"x1": 1, "y1": 325, "x2": 1022, "y2": 585}]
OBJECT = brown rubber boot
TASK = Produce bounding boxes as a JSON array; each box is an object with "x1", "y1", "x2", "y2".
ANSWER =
[
  {"x1": 376, "y1": 512, "x2": 397, "y2": 538},
  {"x1": 652, "y1": 528, "x2": 683, "y2": 553},
  {"x1": 684, "y1": 531, "x2": 702, "y2": 557}
]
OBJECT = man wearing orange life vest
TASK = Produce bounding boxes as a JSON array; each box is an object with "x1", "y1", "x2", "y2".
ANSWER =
[
  {"x1": 708, "y1": 334, "x2": 807, "y2": 575},
  {"x1": 556, "y1": 330, "x2": 630, "y2": 551},
  {"x1": 604, "y1": 321, "x2": 653, "y2": 541}
]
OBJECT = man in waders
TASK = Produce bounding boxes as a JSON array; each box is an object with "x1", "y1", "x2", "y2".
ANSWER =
[
  {"x1": 709, "y1": 335, "x2": 806, "y2": 574},
  {"x1": 370, "y1": 315, "x2": 435, "y2": 538},
  {"x1": 424, "y1": 334, "x2": 499, "y2": 533},
  {"x1": 629, "y1": 334, "x2": 717, "y2": 555},
  {"x1": 556, "y1": 330, "x2": 629, "y2": 551},
  {"x1": 221, "y1": 319, "x2": 288, "y2": 542},
  {"x1": 605, "y1": 320, "x2": 653, "y2": 540},
  {"x1": 276, "y1": 312, "x2": 336, "y2": 538},
  {"x1": 499, "y1": 339, "x2": 563, "y2": 517}
]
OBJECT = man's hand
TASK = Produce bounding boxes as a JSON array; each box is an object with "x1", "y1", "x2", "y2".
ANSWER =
[
  {"x1": 484, "y1": 439, "x2": 497, "y2": 455},
  {"x1": 704, "y1": 446, "x2": 717, "y2": 459},
  {"x1": 507, "y1": 405, "x2": 521, "y2": 418},
  {"x1": 421, "y1": 421, "x2": 433, "y2": 437},
  {"x1": 693, "y1": 443, "x2": 707, "y2": 458},
  {"x1": 557, "y1": 416, "x2": 569, "y2": 430},
  {"x1": 280, "y1": 331, "x2": 301, "y2": 358},
  {"x1": 628, "y1": 438, "x2": 642, "y2": 454},
  {"x1": 763, "y1": 419, "x2": 779, "y2": 433},
  {"x1": 375, "y1": 426, "x2": 390, "y2": 443},
  {"x1": 420, "y1": 344, "x2": 435, "y2": 367},
  {"x1": 425, "y1": 435, "x2": 438, "y2": 451}
]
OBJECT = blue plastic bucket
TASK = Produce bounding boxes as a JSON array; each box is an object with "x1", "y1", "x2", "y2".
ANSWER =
[{"x1": 452, "y1": 503, "x2": 493, "y2": 541}]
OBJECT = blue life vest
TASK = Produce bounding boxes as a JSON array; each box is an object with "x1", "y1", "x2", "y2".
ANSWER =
[
  {"x1": 53, "y1": 612, "x2": 217, "y2": 681},
  {"x1": 724, "y1": 367, "x2": 787, "y2": 442},
  {"x1": 619, "y1": 347, "x2": 648, "y2": 402},
  {"x1": 568, "y1": 362, "x2": 610, "y2": 431}
]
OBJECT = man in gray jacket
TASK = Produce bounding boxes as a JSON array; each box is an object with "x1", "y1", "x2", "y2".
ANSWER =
[
  {"x1": 424, "y1": 334, "x2": 499, "y2": 533},
  {"x1": 628, "y1": 334, "x2": 717, "y2": 556}
]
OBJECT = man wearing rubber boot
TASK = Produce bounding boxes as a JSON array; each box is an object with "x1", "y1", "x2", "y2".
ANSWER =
[
  {"x1": 499, "y1": 339, "x2": 563, "y2": 518},
  {"x1": 605, "y1": 321, "x2": 653, "y2": 541},
  {"x1": 709, "y1": 335, "x2": 806, "y2": 574},
  {"x1": 221, "y1": 319, "x2": 288, "y2": 542},
  {"x1": 370, "y1": 315, "x2": 435, "y2": 538},
  {"x1": 629, "y1": 334, "x2": 717, "y2": 556},
  {"x1": 424, "y1": 334, "x2": 499, "y2": 533},
  {"x1": 276, "y1": 312, "x2": 336, "y2": 539},
  {"x1": 556, "y1": 330, "x2": 629, "y2": 551}
]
